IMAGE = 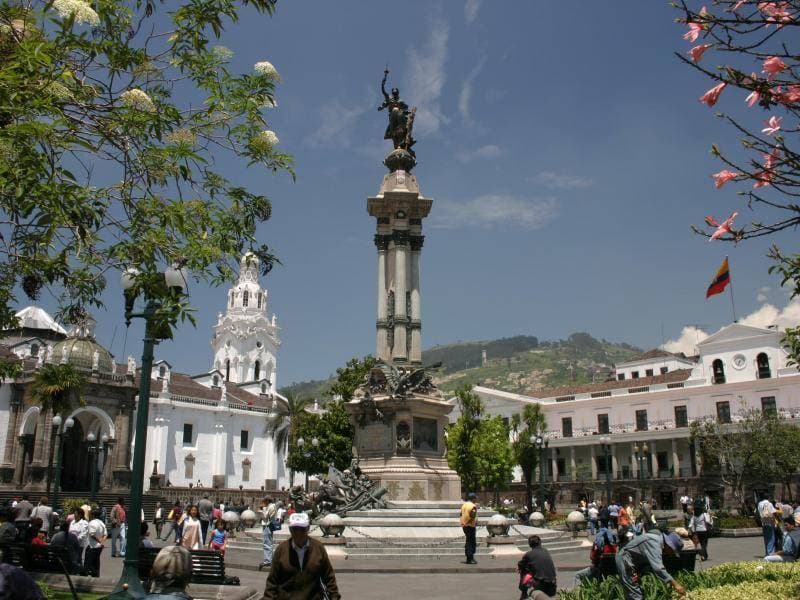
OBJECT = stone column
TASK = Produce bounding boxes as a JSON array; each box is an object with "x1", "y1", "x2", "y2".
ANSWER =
[
  {"x1": 13, "y1": 435, "x2": 30, "y2": 486},
  {"x1": 590, "y1": 446, "x2": 598, "y2": 480},
  {"x1": 113, "y1": 399, "x2": 132, "y2": 470},
  {"x1": 671, "y1": 439, "x2": 680, "y2": 477},
  {"x1": 375, "y1": 235, "x2": 390, "y2": 362},
  {"x1": 2, "y1": 398, "x2": 22, "y2": 467},
  {"x1": 648, "y1": 441, "x2": 656, "y2": 478},
  {"x1": 611, "y1": 445, "x2": 619, "y2": 478},
  {"x1": 570, "y1": 447, "x2": 576, "y2": 482},
  {"x1": 631, "y1": 443, "x2": 638, "y2": 478},
  {"x1": 551, "y1": 454, "x2": 558, "y2": 482},
  {"x1": 392, "y1": 230, "x2": 408, "y2": 362},
  {"x1": 409, "y1": 235, "x2": 424, "y2": 364}
]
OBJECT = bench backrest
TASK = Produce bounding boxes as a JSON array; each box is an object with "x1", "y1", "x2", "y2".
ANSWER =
[
  {"x1": 27, "y1": 545, "x2": 71, "y2": 573},
  {"x1": 0, "y1": 543, "x2": 26, "y2": 568},
  {"x1": 189, "y1": 549, "x2": 225, "y2": 584},
  {"x1": 138, "y1": 546, "x2": 161, "y2": 580}
]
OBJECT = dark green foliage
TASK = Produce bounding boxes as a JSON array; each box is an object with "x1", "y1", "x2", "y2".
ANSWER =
[
  {"x1": 286, "y1": 400, "x2": 355, "y2": 475},
  {"x1": 327, "y1": 356, "x2": 377, "y2": 402}
]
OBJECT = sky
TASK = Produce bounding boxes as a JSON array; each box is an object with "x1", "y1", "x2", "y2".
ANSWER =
[{"x1": 30, "y1": 1, "x2": 800, "y2": 386}]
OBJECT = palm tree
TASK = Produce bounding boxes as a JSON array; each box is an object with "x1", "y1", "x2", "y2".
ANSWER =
[
  {"x1": 29, "y1": 364, "x2": 85, "y2": 415},
  {"x1": 511, "y1": 403, "x2": 547, "y2": 515},
  {"x1": 265, "y1": 391, "x2": 313, "y2": 485}
]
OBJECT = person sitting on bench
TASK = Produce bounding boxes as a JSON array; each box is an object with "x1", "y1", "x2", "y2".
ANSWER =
[{"x1": 146, "y1": 546, "x2": 192, "y2": 599}]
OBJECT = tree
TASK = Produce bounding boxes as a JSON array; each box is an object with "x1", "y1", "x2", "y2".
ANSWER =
[
  {"x1": 286, "y1": 400, "x2": 355, "y2": 476},
  {"x1": 511, "y1": 403, "x2": 547, "y2": 512},
  {"x1": 445, "y1": 386, "x2": 484, "y2": 492},
  {"x1": 691, "y1": 408, "x2": 777, "y2": 511},
  {"x1": 0, "y1": 1, "x2": 292, "y2": 338},
  {"x1": 327, "y1": 356, "x2": 377, "y2": 402},
  {"x1": 29, "y1": 363, "x2": 85, "y2": 415},
  {"x1": 472, "y1": 416, "x2": 515, "y2": 505},
  {"x1": 674, "y1": 2, "x2": 800, "y2": 358},
  {"x1": 769, "y1": 418, "x2": 800, "y2": 502},
  {"x1": 265, "y1": 391, "x2": 312, "y2": 484}
]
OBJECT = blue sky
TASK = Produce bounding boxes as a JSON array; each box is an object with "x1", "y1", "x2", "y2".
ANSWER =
[{"x1": 40, "y1": 1, "x2": 799, "y2": 386}]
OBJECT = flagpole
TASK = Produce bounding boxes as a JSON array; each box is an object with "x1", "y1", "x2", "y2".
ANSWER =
[{"x1": 727, "y1": 256, "x2": 737, "y2": 323}]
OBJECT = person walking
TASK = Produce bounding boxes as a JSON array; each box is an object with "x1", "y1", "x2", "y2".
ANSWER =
[
  {"x1": 757, "y1": 493, "x2": 779, "y2": 555},
  {"x1": 460, "y1": 492, "x2": 479, "y2": 565},
  {"x1": 153, "y1": 502, "x2": 164, "y2": 540},
  {"x1": 517, "y1": 535, "x2": 558, "y2": 599},
  {"x1": 608, "y1": 501, "x2": 620, "y2": 530},
  {"x1": 262, "y1": 512, "x2": 341, "y2": 600},
  {"x1": 84, "y1": 506, "x2": 107, "y2": 577},
  {"x1": 588, "y1": 503, "x2": 599, "y2": 536},
  {"x1": 179, "y1": 505, "x2": 202, "y2": 550},
  {"x1": 688, "y1": 500, "x2": 713, "y2": 561},
  {"x1": 198, "y1": 494, "x2": 214, "y2": 546},
  {"x1": 259, "y1": 497, "x2": 278, "y2": 571},
  {"x1": 30, "y1": 497, "x2": 53, "y2": 542},
  {"x1": 615, "y1": 515, "x2": 686, "y2": 600},
  {"x1": 109, "y1": 497, "x2": 126, "y2": 558}
]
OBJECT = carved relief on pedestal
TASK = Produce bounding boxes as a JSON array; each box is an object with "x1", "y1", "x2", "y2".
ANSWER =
[
  {"x1": 395, "y1": 420, "x2": 411, "y2": 455},
  {"x1": 407, "y1": 481, "x2": 426, "y2": 501}
]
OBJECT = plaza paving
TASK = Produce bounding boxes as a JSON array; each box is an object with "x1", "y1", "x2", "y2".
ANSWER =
[{"x1": 79, "y1": 535, "x2": 766, "y2": 599}]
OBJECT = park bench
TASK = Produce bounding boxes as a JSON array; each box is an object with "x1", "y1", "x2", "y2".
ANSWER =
[
  {"x1": 597, "y1": 549, "x2": 698, "y2": 579},
  {"x1": 138, "y1": 546, "x2": 239, "y2": 588},
  {"x1": 1, "y1": 542, "x2": 75, "y2": 573},
  {"x1": 0, "y1": 542, "x2": 26, "y2": 567}
]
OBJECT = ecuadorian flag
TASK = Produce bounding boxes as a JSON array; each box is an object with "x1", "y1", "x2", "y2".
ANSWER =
[{"x1": 706, "y1": 257, "x2": 731, "y2": 299}]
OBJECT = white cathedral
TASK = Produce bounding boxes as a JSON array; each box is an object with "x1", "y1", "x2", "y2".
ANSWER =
[{"x1": 0, "y1": 254, "x2": 291, "y2": 495}]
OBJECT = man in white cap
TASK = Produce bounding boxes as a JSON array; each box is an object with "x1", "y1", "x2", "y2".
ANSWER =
[{"x1": 262, "y1": 512, "x2": 340, "y2": 600}]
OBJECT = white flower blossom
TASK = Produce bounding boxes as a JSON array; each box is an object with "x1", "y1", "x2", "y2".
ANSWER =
[
  {"x1": 254, "y1": 61, "x2": 280, "y2": 80},
  {"x1": 262, "y1": 96, "x2": 278, "y2": 109},
  {"x1": 120, "y1": 89, "x2": 155, "y2": 112},
  {"x1": 46, "y1": 82, "x2": 73, "y2": 101},
  {"x1": 212, "y1": 46, "x2": 234, "y2": 62},
  {"x1": 52, "y1": 0, "x2": 100, "y2": 26},
  {"x1": 166, "y1": 128, "x2": 196, "y2": 145},
  {"x1": 251, "y1": 130, "x2": 279, "y2": 153}
]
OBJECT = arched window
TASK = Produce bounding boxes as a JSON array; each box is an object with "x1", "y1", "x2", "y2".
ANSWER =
[
  {"x1": 225, "y1": 359, "x2": 231, "y2": 382},
  {"x1": 212, "y1": 375, "x2": 219, "y2": 387},
  {"x1": 257, "y1": 293, "x2": 262, "y2": 308},
  {"x1": 30, "y1": 343, "x2": 39, "y2": 357},
  {"x1": 242, "y1": 290, "x2": 249, "y2": 307},
  {"x1": 158, "y1": 365, "x2": 166, "y2": 378},
  {"x1": 712, "y1": 359, "x2": 726, "y2": 384},
  {"x1": 254, "y1": 360, "x2": 261, "y2": 381},
  {"x1": 757, "y1": 352, "x2": 771, "y2": 379},
  {"x1": 261, "y1": 383, "x2": 267, "y2": 394}
]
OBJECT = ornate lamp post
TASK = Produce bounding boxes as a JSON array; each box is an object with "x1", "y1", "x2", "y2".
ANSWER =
[
  {"x1": 86, "y1": 432, "x2": 107, "y2": 502},
  {"x1": 534, "y1": 435, "x2": 549, "y2": 518},
  {"x1": 51, "y1": 415, "x2": 74, "y2": 512},
  {"x1": 296, "y1": 436, "x2": 319, "y2": 491},
  {"x1": 111, "y1": 265, "x2": 188, "y2": 599},
  {"x1": 634, "y1": 442, "x2": 649, "y2": 502},
  {"x1": 599, "y1": 435, "x2": 612, "y2": 504}
]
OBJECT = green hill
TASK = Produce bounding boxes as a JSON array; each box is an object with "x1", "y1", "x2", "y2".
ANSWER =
[{"x1": 280, "y1": 332, "x2": 642, "y2": 398}]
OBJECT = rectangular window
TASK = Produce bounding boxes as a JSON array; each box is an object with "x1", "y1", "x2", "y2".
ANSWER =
[
  {"x1": 675, "y1": 405, "x2": 688, "y2": 428},
  {"x1": 562, "y1": 417, "x2": 573, "y2": 438},
  {"x1": 645, "y1": 369, "x2": 654, "y2": 377},
  {"x1": 557, "y1": 458, "x2": 566, "y2": 479},
  {"x1": 660, "y1": 367, "x2": 668, "y2": 375},
  {"x1": 716, "y1": 401, "x2": 731, "y2": 424},
  {"x1": 597, "y1": 413, "x2": 609, "y2": 435},
  {"x1": 636, "y1": 410, "x2": 648, "y2": 431},
  {"x1": 617, "y1": 373, "x2": 625, "y2": 381},
  {"x1": 182, "y1": 423, "x2": 193, "y2": 445},
  {"x1": 240, "y1": 430, "x2": 249, "y2": 451},
  {"x1": 761, "y1": 396, "x2": 777, "y2": 417},
  {"x1": 631, "y1": 371, "x2": 640, "y2": 379}
]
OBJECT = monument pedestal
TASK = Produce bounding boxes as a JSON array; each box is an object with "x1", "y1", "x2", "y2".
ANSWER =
[{"x1": 347, "y1": 384, "x2": 461, "y2": 502}]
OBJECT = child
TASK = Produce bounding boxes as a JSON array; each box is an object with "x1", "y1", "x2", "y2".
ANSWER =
[{"x1": 208, "y1": 519, "x2": 227, "y2": 556}]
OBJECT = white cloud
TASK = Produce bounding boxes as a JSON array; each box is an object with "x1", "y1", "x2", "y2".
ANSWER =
[
  {"x1": 459, "y1": 56, "x2": 486, "y2": 123},
  {"x1": 661, "y1": 296, "x2": 800, "y2": 356},
  {"x1": 406, "y1": 17, "x2": 449, "y2": 138},
  {"x1": 465, "y1": 0, "x2": 482, "y2": 24},
  {"x1": 756, "y1": 286, "x2": 770, "y2": 303},
  {"x1": 431, "y1": 194, "x2": 557, "y2": 230},
  {"x1": 531, "y1": 171, "x2": 594, "y2": 190},
  {"x1": 662, "y1": 326, "x2": 709, "y2": 357},
  {"x1": 456, "y1": 144, "x2": 502, "y2": 163},
  {"x1": 305, "y1": 98, "x2": 369, "y2": 148}
]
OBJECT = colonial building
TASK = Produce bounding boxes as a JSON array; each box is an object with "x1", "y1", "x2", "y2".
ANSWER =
[
  {"x1": 0, "y1": 254, "x2": 290, "y2": 495},
  {"x1": 463, "y1": 323, "x2": 800, "y2": 509}
]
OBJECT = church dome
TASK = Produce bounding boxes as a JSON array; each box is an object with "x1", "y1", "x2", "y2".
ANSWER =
[{"x1": 50, "y1": 316, "x2": 114, "y2": 373}]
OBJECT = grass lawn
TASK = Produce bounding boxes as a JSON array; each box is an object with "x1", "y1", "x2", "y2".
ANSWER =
[{"x1": 48, "y1": 592, "x2": 106, "y2": 600}]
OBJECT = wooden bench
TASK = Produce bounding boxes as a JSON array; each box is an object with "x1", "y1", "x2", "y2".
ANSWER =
[
  {"x1": 597, "y1": 549, "x2": 698, "y2": 579},
  {"x1": 0, "y1": 542, "x2": 26, "y2": 568},
  {"x1": 138, "y1": 547, "x2": 239, "y2": 587},
  {"x1": 1, "y1": 543, "x2": 74, "y2": 573}
]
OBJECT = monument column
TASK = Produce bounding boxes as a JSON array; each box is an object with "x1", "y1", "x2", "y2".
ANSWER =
[
  {"x1": 409, "y1": 235, "x2": 423, "y2": 364},
  {"x1": 375, "y1": 234, "x2": 391, "y2": 362},
  {"x1": 392, "y1": 230, "x2": 409, "y2": 362}
]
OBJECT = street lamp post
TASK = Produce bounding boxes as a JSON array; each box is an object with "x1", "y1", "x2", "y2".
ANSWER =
[
  {"x1": 86, "y1": 432, "x2": 107, "y2": 502},
  {"x1": 599, "y1": 435, "x2": 612, "y2": 504},
  {"x1": 534, "y1": 435, "x2": 549, "y2": 517},
  {"x1": 296, "y1": 436, "x2": 319, "y2": 491},
  {"x1": 111, "y1": 265, "x2": 188, "y2": 599},
  {"x1": 633, "y1": 442, "x2": 649, "y2": 503},
  {"x1": 51, "y1": 415, "x2": 74, "y2": 512}
]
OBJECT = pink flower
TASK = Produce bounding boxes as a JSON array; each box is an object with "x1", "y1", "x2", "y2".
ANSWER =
[
  {"x1": 754, "y1": 149, "x2": 781, "y2": 187},
  {"x1": 712, "y1": 170, "x2": 740, "y2": 188},
  {"x1": 745, "y1": 89, "x2": 761, "y2": 107},
  {"x1": 762, "y1": 56, "x2": 788, "y2": 79},
  {"x1": 730, "y1": 1, "x2": 746, "y2": 11},
  {"x1": 699, "y1": 82, "x2": 727, "y2": 106},
  {"x1": 683, "y1": 22, "x2": 703, "y2": 42},
  {"x1": 774, "y1": 85, "x2": 800, "y2": 105},
  {"x1": 762, "y1": 115, "x2": 782, "y2": 135},
  {"x1": 689, "y1": 44, "x2": 713, "y2": 63}
]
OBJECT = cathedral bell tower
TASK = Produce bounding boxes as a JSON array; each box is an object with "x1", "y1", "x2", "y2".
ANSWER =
[{"x1": 210, "y1": 253, "x2": 280, "y2": 394}]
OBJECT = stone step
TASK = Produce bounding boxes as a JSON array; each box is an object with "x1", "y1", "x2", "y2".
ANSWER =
[
  {"x1": 385, "y1": 501, "x2": 468, "y2": 509},
  {"x1": 344, "y1": 509, "x2": 494, "y2": 518},
  {"x1": 345, "y1": 548, "x2": 494, "y2": 556}
]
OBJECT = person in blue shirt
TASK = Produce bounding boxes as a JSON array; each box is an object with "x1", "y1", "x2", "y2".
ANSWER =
[{"x1": 764, "y1": 516, "x2": 800, "y2": 563}]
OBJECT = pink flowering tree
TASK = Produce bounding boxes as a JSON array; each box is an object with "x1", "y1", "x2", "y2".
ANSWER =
[{"x1": 676, "y1": 1, "x2": 800, "y2": 358}]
